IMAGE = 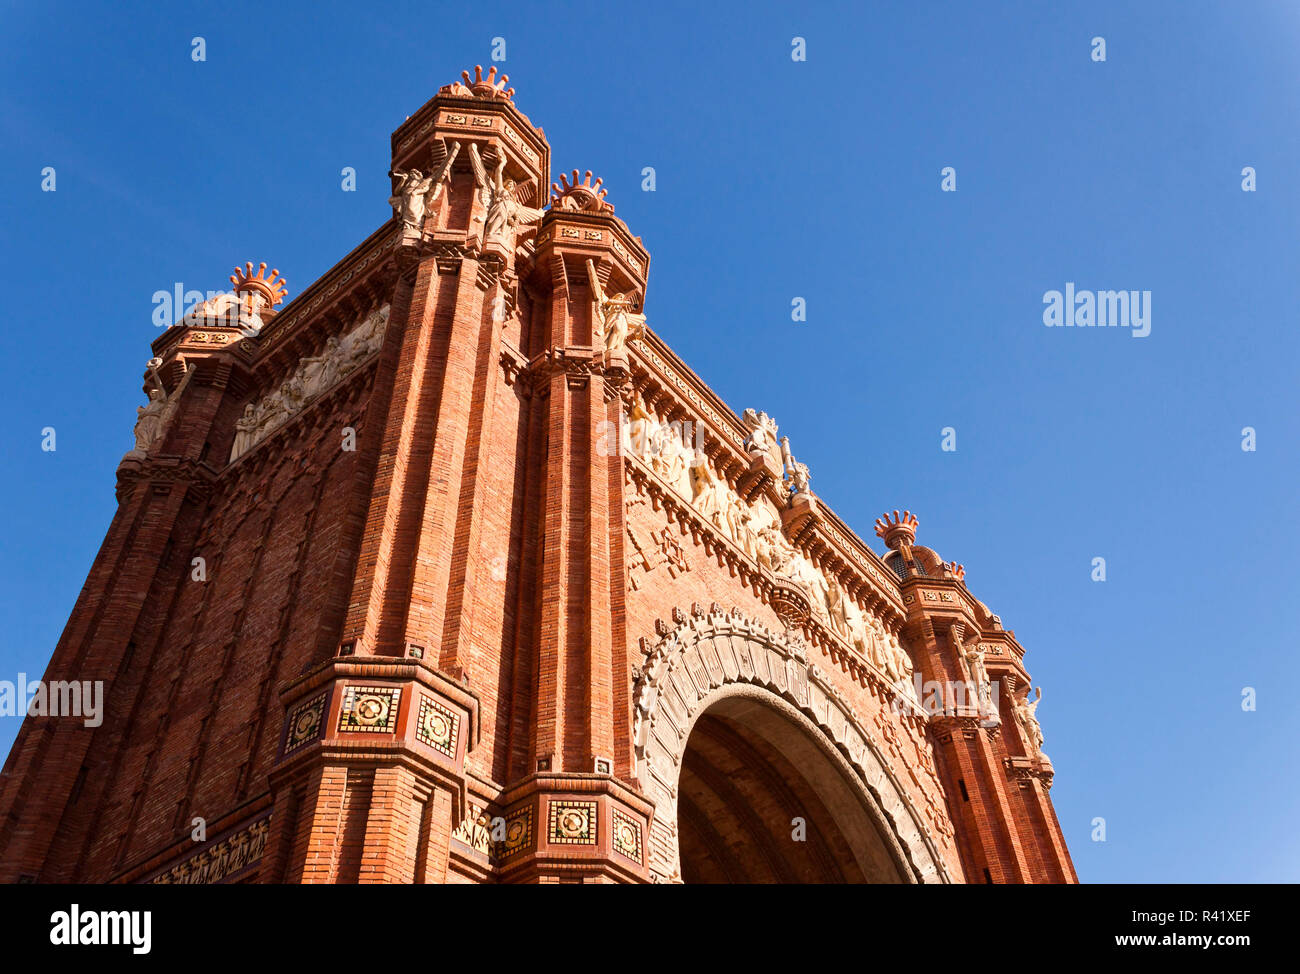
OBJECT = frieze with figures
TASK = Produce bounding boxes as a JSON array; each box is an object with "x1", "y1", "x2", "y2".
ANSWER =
[
  {"x1": 228, "y1": 305, "x2": 391, "y2": 464},
  {"x1": 621, "y1": 395, "x2": 918, "y2": 697}
]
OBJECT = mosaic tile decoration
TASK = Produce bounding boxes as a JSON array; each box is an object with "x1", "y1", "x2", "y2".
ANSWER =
[
  {"x1": 548, "y1": 799, "x2": 598, "y2": 846},
  {"x1": 497, "y1": 807, "x2": 533, "y2": 860},
  {"x1": 612, "y1": 808, "x2": 643, "y2": 864},
  {"x1": 416, "y1": 695, "x2": 459, "y2": 758},
  {"x1": 337, "y1": 685, "x2": 402, "y2": 734},
  {"x1": 283, "y1": 693, "x2": 327, "y2": 754}
]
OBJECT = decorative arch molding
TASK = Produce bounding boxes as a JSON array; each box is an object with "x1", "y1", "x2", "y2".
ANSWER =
[{"x1": 632, "y1": 604, "x2": 953, "y2": 884}]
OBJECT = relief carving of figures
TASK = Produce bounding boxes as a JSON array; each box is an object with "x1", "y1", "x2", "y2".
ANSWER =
[
  {"x1": 298, "y1": 336, "x2": 341, "y2": 397},
  {"x1": 624, "y1": 398, "x2": 691, "y2": 494},
  {"x1": 888, "y1": 632, "x2": 915, "y2": 685},
  {"x1": 587, "y1": 258, "x2": 646, "y2": 355},
  {"x1": 866, "y1": 616, "x2": 891, "y2": 674},
  {"x1": 688, "y1": 459, "x2": 728, "y2": 530},
  {"x1": 229, "y1": 304, "x2": 390, "y2": 463},
  {"x1": 826, "y1": 575, "x2": 869, "y2": 657},
  {"x1": 628, "y1": 395, "x2": 653, "y2": 457},
  {"x1": 131, "y1": 357, "x2": 195, "y2": 456},
  {"x1": 726, "y1": 493, "x2": 759, "y2": 560},
  {"x1": 230, "y1": 403, "x2": 259, "y2": 461},
  {"x1": 470, "y1": 143, "x2": 544, "y2": 252},
  {"x1": 786, "y1": 550, "x2": 828, "y2": 617},
  {"x1": 649, "y1": 420, "x2": 689, "y2": 489},
  {"x1": 756, "y1": 523, "x2": 796, "y2": 574}
]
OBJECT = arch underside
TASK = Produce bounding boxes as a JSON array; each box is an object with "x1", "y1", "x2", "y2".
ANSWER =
[
  {"x1": 633, "y1": 610, "x2": 952, "y2": 884},
  {"x1": 677, "y1": 695, "x2": 906, "y2": 883}
]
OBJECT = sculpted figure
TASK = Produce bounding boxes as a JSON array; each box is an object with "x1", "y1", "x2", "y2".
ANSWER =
[
  {"x1": 788, "y1": 553, "x2": 828, "y2": 614},
  {"x1": 965, "y1": 645, "x2": 995, "y2": 718},
  {"x1": 628, "y1": 396, "x2": 654, "y2": 458},
  {"x1": 890, "y1": 635, "x2": 915, "y2": 683},
  {"x1": 826, "y1": 578, "x2": 850, "y2": 638},
  {"x1": 786, "y1": 460, "x2": 811, "y2": 495},
  {"x1": 757, "y1": 524, "x2": 796, "y2": 574},
  {"x1": 688, "y1": 460, "x2": 728, "y2": 531},
  {"x1": 389, "y1": 169, "x2": 434, "y2": 231},
  {"x1": 732, "y1": 502, "x2": 759, "y2": 560},
  {"x1": 825, "y1": 576, "x2": 854, "y2": 642},
  {"x1": 289, "y1": 362, "x2": 312, "y2": 403},
  {"x1": 779, "y1": 435, "x2": 813, "y2": 501},
  {"x1": 230, "y1": 403, "x2": 259, "y2": 462},
  {"x1": 741, "y1": 408, "x2": 778, "y2": 458},
  {"x1": 132, "y1": 358, "x2": 195, "y2": 455},
  {"x1": 298, "y1": 336, "x2": 341, "y2": 399},
  {"x1": 649, "y1": 420, "x2": 686, "y2": 487},
  {"x1": 471, "y1": 143, "x2": 544, "y2": 251},
  {"x1": 586, "y1": 258, "x2": 646, "y2": 355},
  {"x1": 867, "y1": 616, "x2": 891, "y2": 673},
  {"x1": 389, "y1": 141, "x2": 459, "y2": 234},
  {"x1": 1016, "y1": 687, "x2": 1046, "y2": 757},
  {"x1": 264, "y1": 376, "x2": 302, "y2": 432},
  {"x1": 339, "y1": 306, "x2": 389, "y2": 375},
  {"x1": 723, "y1": 492, "x2": 752, "y2": 549}
]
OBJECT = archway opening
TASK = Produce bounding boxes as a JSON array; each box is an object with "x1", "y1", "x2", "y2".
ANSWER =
[{"x1": 676, "y1": 693, "x2": 908, "y2": 883}]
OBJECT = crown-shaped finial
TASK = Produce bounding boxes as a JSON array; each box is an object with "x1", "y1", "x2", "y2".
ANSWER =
[
  {"x1": 461, "y1": 64, "x2": 514, "y2": 100},
  {"x1": 874, "y1": 510, "x2": 919, "y2": 550},
  {"x1": 229, "y1": 261, "x2": 287, "y2": 307},
  {"x1": 550, "y1": 169, "x2": 614, "y2": 213},
  {"x1": 945, "y1": 561, "x2": 965, "y2": 581}
]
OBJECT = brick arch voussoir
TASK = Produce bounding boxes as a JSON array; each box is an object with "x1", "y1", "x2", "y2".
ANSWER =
[{"x1": 632, "y1": 604, "x2": 951, "y2": 884}]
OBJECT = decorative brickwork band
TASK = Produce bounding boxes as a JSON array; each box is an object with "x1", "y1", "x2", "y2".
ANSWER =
[
  {"x1": 148, "y1": 817, "x2": 271, "y2": 884},
  {"x1": 632, "y1": 605, "x2": 953, "y2": 884}
]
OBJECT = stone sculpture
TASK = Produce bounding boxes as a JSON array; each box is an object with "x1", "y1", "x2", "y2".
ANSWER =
[
  {"x1": 586, "y1": 258, "x2": 647, "y2": 354},
  {"x1": 389, "y1": 140, "x2": 459, "y2": 235},
  {"x1": 470, "y1": 143, "x2": 544, "y2": 252},
  {"x1": 229, "y1": 305, "x2": 390, "y2": 463},
  {"x1": 131, "y1": 357, "x2": 195, "y2": 456}
]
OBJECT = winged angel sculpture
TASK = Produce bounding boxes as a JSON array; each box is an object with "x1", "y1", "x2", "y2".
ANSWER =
[
  {"x1": 388, "y1": 138, "x2": 461, "y2": 236},
  {"x1": 468, "y1": 142, "x2": 545, "y2": 252},
  {"x1": 585, "y1": 258, "x2": 646, "y2": 354}
]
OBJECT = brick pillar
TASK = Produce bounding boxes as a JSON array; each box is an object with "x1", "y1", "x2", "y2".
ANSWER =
[
  {"x1": 526, "y1": 219, "x2": 643, "y2": 775},
  {"x1": 360, "y1": 765, "x2": 419, "y2": 883},
  {"x1": 879, "y1": 508, "x2": 1077, "y2": 884},
  {"x1": 0, "y1": 339, "x2": 247, "y2": 882}
]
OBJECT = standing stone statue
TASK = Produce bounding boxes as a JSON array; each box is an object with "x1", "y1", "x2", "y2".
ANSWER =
[
  {"x1": 389, "y1": 140, "x2": 459, "y2": 235},
  {"x1": 470, "y1": 143, "x2": 544, "y2": 252},
  {"x1": 131, "y1": 357, "x2": 195, "y2": 456},
  {"x1": 965, "y1": 645, "x2": 995, "y2": 720},
  {"x1": 586, "y1": 258, "x2": 647, "y2": 354},
  {"x1": 1015, "y1": 687, "x2": 1046, "y2": 758},
  {"x1": 779, "y1": 435, "x2": 812, "y2": 498},
  {"x1": 741, "y1": 408, "x2": 778, "y2": 458},
  {"x1": 129, "y1": 356, "x2": 195, "y2": 455}
]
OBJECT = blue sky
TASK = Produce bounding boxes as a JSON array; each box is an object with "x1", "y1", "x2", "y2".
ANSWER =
[{"x1": 2, "y1": 0, "x2": 1297, "y2": 882}]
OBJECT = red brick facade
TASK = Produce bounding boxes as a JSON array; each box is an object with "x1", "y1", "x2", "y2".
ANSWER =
[{"x1": 0, "y1": 67, "x2": 1076, "y2": 884}]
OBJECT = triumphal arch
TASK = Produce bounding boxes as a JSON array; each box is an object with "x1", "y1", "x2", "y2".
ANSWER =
[{"x1": 0, "y1": 67, "x2": 1075, "y2": 883}]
